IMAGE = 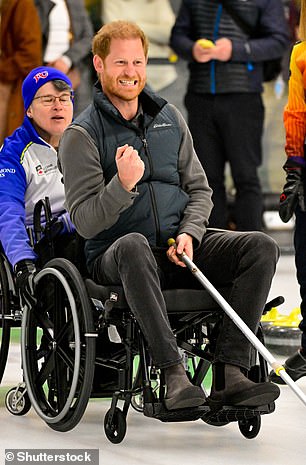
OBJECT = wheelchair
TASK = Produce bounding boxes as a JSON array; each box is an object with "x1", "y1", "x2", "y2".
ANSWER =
[{"x1": 0, "y1": 198, "x2": 284, "y2": 443}]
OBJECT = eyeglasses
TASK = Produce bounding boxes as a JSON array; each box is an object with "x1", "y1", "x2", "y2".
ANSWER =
[{"x1": 32, "y1": 94, "x2": 73, "y2": 106}]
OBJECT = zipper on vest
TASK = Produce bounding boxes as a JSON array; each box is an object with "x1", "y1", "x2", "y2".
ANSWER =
[
  {"x1": 141, "y1": 137, "x2": 154, "y2": 176},
  {"x1": 141, "y1": 134, "x2": 161, "y2": 244},
  {"x1": 148, "y1": 183, "x2": 161, "y2": 245}
]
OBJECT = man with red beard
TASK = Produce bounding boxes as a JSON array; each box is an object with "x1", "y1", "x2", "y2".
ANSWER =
[{"x1": 58, "y1": 20, "x2": 280, "y2": 411}]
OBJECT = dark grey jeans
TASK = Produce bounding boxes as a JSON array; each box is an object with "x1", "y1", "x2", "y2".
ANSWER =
[{"x1": 92, "y1": 229, "x2": 279, "y2": 370}]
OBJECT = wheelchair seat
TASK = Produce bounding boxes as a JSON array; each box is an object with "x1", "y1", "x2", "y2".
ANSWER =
[{"x1": 85, "y1": 277, "x2": 231, "y2": 312}]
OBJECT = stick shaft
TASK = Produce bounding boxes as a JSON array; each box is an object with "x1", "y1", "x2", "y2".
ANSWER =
[{"x1": 181, "y1": 253, "x2": 306, "y2": 406}]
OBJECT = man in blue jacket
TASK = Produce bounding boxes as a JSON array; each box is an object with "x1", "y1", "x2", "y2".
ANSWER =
[
  {"x1": 0, "y1": 66, "x2": 75, "y2": 310},
  {"x1": 170, "y1": 0, "x2": 289, "y2": 231}
]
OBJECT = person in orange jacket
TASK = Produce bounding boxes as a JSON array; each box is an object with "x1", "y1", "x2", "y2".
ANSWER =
[
  {"x1": 274, "y1": 0, "x2": 306, "y2": 383},
  {"x1": 0, "y1": 0, "x2": 42, "y2": 144}
]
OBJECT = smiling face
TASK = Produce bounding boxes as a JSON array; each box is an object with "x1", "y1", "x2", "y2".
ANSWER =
[
  {"x1": 26, "y1": 81, "x2": 73, "y2": 146},
  {"x1": 93, "y1": 37, "x2": 147, "y2": 116}
]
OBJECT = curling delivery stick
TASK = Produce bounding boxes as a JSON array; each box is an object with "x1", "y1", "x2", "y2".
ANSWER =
[{"x1": 168, "y1": 238, "x2": 306, "y2": 407}]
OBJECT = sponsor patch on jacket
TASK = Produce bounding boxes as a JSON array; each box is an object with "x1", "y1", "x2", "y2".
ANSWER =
[
  {"x1": 35, "y1": 163, "x2": 58, "y2": 176},
  {"x1": 35, "y1": 164, "x2": 44, "y2": 176}
]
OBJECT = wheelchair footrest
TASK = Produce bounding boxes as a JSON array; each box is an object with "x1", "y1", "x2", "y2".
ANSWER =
[
  {"x1": 202, "y1": 402, "x2": 275, "y2": 426},
  {"x1": 144, "y1": 402, "x2": 210, "y2": 422},
  {"x1": 144, "y1": 401, "x2": 275, "y2": 424}
]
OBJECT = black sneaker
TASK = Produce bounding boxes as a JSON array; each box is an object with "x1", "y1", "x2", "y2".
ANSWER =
[{"x1": 269, "y1": 350, "x2": 306, "y2": 384}]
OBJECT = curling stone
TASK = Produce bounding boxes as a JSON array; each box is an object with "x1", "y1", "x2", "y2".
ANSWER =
[{"x1": 261, "y1": 307, "x2": 301, "y2": 356}]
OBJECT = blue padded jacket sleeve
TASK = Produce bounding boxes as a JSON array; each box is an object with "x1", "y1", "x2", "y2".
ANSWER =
[{"x1": 0, "y1": 153, "x2": 37, "y2": 267}]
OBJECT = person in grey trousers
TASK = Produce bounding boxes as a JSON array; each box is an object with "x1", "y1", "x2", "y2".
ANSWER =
[{"x1": 58, "y1": 20, "x2": 280, "y2": 411}]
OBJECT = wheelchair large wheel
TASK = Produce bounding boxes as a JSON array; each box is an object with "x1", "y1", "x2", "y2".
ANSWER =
[
  {"x1": 21, "y1": 258, "x2": 96, "y2": 432},
  {"x1": 0, "y1": 254, "x2": 11, "y2": 384}
]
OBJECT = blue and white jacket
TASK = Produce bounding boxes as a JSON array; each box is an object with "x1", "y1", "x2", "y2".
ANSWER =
[{"x1": 0, "y1": 116, "x2": 73, "y2": 267}]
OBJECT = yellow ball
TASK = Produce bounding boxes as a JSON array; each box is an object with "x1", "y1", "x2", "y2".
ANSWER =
[
  {"x1": 197, "y1": 39, "x2": 215, "y2": 49},
  {"x1": 169, "y1": 53, "x2": 178, "y2": 63}
]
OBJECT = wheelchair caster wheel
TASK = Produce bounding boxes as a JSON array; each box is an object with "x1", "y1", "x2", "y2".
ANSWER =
[
  {"x1": 104, "y1": 407, "x2": 127, "y2": 444},
  {"x1": 238, "y1": 415, "x2": 261, "y2": 439},
  {"x1": 131, "y1": 391, "x2": 144, "y2": 412},
  {"x1": 5, "y1": 386, "x2": 31, "y2": 416}
]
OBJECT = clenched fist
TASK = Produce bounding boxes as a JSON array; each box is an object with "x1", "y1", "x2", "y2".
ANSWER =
[{"x1": 116, "y1": 144, "x2": 145, "y2": 191}]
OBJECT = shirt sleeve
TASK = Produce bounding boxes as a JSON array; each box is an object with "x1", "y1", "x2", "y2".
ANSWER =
[
  {"x1": 58, "y1": 125, "x2": 138, "y2": 239},
  {"x1": 283, "y1": 42, "x2": 306, "y2": 166}
]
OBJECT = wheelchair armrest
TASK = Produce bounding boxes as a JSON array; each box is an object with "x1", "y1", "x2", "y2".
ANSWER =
[{"x1": 85, "y1": 279, "x2": 128, "y2": 309}]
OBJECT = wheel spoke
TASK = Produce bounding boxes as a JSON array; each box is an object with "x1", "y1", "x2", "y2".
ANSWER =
[{"x1": 35, "y1": 351, "x2": 55, "y2": 387}]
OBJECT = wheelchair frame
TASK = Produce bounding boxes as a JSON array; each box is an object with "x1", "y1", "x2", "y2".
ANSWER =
[{"x1": 0, "y1": 198, "x2": 281, "y2": 443}]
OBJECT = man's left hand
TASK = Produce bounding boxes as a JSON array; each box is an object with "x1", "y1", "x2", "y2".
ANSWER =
[{"x1": 167, "y1": 233, "x2": 193, "y2": 267}]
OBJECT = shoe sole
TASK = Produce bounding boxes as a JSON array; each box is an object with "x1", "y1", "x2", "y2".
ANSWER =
[{"x1": 231, "y1": 391, "x2": 279, "y2": 407}]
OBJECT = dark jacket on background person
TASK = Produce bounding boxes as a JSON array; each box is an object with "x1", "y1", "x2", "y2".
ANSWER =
[{"x1": 170, "y1": 0, "x2": 290, "y2": 94}]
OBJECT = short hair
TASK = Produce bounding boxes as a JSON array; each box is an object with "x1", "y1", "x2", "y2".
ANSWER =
[
  {"x1": 92, "y1": 20, "x2": 149, "y2": 60},
  {"x1": 51, "y1": 79, "x2": 72, "y2": 93}
]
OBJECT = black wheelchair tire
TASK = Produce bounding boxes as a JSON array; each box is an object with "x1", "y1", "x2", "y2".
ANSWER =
[
  {"x1": 5, "y1": 386, "x2": 31, "y2": 416},
  {"x1": 104, "y1": 407, "x2": 127, "y2": 444},
  {"x1": 21, "y1": 258, "x2": 96, "y2": 431},
  {"x1": 0, "y1": 254, "x2": 11, "y2": 384},
  {"x1": 238, "y1": 415, "x2": 261, "y2": 439}
]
